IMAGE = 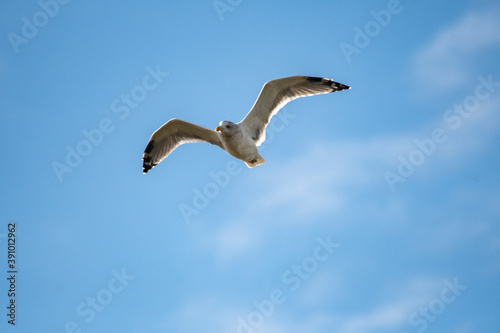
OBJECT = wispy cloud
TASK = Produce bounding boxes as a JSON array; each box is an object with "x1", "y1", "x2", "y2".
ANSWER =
[
  {"x1": 228, "y1": 93, "x2": 500, "y2": 227},
  {"x1": 296, "y1": 270, "x2": 343, "y2": 307},
  {"x1": 248, "y1": 137, "x2": 406, "y2": 219},
  {"x1": 420, "y1": 218, "x2": 490, "y2": 254},
  {"x1": 160, "y1": 295, "x2": 238, "y2": 333},
  {"x1": 250, "y1": 277, "x2": 447, "y2": 333},
  {"x1": 336, "y1": 277, "x2": 464, "y2": 333},
  {"x1": 193, "y1": 89, "x2": 500, "y2": 266},
  {"x1": 214, "y1": 222, "x2": 261, "y2": 261},
  {"x1": 413, "y1": 8, "x2": 500, "y2": 92},
  {"x1": 189, "y1": 216, "x2": 264, "y2": 265},
  {"x1": 163, "y1": 273, "x2": 472, "y2": 333}
]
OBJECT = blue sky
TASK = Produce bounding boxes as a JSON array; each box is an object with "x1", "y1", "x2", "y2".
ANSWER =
[{"x1": 1, "y1": 0, "x2": 500, "y2": 332}]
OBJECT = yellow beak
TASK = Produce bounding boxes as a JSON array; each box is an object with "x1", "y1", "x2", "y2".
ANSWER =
[{"x1": 215, "y1": 126, "x2": 221, "y2": 132}]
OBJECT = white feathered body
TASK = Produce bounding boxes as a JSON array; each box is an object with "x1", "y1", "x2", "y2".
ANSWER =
[{"x1": 218, "y1": 123, "x2": 265, "y2": 168}]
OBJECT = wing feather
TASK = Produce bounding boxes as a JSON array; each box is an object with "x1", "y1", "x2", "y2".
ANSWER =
[
  {"x1": 239, "y1": 76, "x2": 350, "y2": 145},
  {"x1": 142, "y1": 119, "x2": 223, "y2": 173}
]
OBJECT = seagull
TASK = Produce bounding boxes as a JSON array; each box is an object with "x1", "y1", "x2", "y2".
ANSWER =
[{"x1": 142, "y1": 75, "x2": 350, "y2": 174}]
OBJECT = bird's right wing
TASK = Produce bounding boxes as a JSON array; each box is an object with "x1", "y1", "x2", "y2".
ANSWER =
[
  {"x1": 142, "y1": 119, "x2": 223, "y2": 173},
  {"x1": 239, "y1": 76, "x2": 350, "y2": 146}
]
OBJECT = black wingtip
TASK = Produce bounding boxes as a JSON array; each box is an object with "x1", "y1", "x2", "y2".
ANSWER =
[
  {"x1": 142, "y1": 155, "x2": 155, "y2": 174},
  {"x1": 333, "y1": 82, "x2": 351, "y2": 91},
  {"x1": 307, "y1": 76, "x2": 351, "y2": 91},
  {"x1": 306, "y1": 76, "x2": 323, "y2": 83},
  {"x1": 143, "y1": 163, "x2": 156, "y2": 174},
  {"x1": 144, "y1": 140, "x2": 155, "y2": 154},
  {"x1": 327, "y1": 79, "x2": 350, "y2": 91}
]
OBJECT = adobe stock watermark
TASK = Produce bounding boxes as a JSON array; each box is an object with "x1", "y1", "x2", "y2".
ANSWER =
[
  {"x1": 178, "y1": 108, "x2": 296, "y2": 224},
  {"x1": 7, "y1": 0, "x2": 71, "y2": 54},
  {"x1": 51, "y1": 64, "x2": 169, "y2": 183},
  {"x1": 339, "y1": 0, "x2": 404, "y2": 64},
  {"x1": 49, "y1": 267, "x2": 135, "y2": 333},
  {"x1": 213, "y1": 0, "x2": 244, "y2": 21},
  {"x1": 384, "y1": 74, "x2": 500, "y2": 192},
  {"x1": 228, "y1": 235, "x2": 340, "y2": 333},
  {"x1": 401, "y1": 278, "x2": 467, "y2": 333}
]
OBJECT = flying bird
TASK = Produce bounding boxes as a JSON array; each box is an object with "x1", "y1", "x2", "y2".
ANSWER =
[{"x1": 142, "y1": 75, "x2": 350, "y2": 174}]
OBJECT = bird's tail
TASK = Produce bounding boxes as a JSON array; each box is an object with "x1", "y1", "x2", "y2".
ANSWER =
[{"x1": 245, "y1": 154, "x2": 265, "y2": 168}]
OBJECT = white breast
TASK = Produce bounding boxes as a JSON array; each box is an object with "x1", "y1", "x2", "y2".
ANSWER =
[{"x1": 220, "y1": 129, "x2": 259, "y2": 161}]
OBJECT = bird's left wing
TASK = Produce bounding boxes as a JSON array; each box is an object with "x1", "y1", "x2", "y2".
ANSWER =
[
  {"x1": 142, "y1": 118, "x2": 223, "y2": 173},
  {"x1": 239, "y1": 76, "x2": 350, "y2": 146}
]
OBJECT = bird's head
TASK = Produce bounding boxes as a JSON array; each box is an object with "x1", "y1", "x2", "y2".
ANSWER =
[{"x1": 215, "y1": 121, "x2": 239, "y2": 136}]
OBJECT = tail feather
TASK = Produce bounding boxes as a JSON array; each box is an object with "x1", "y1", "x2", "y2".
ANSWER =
[{"x1": 244, "y1": 154, "x2": 265, "y2": 168}]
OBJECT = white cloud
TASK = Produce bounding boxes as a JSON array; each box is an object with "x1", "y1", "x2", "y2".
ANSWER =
[
  {"x1": 248, "y1": 136, "x2": 408, "y2": 219},
  {"x1": 338, "y1": 304, "x2": 410, "y2": 333},
  {"x1": 248, "y1": 92, "x2": 500, "y2": 215},
  {"x1": 421, "y1": 218, "x2": 490, "y2": 253},
  {"x1": 160, "y1": 295, "x2": 239, "y2": 333},
  {"x1": 189, "y1": 215, "x2": 263, "y2": 264},
  {"x1": 234, "y1": 92, "x2": 499, "y2": 222},
  {"x1": 297, "y1": 271, "x2": 343, "y2": 307},
  {"x1": 251, "y1": 277, "x2": 447, "y2": 333},
  {"x1": 452, "y1": 322, "x2": 475, "y2": 333},
  {"x1": 214, "y1": 222, "x2": 260, "y2": 261},
  {"x1": 195, "y1": 94, "x2": 500, "y2": 262},
  {"x1": 162, "y1": 267, "x2": 474, "y2": 333},
  {"x1": 333, "y1": 278, "x2": 438, "y2": 333},
  {"x1": 413, "y1": 8, "x2": 500, "y2": 91}
]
